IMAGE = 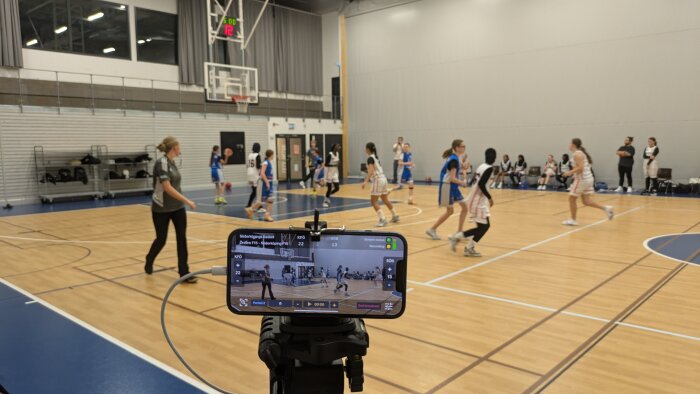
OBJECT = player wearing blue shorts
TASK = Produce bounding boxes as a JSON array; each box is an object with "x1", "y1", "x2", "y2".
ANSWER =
[
  {"x1": 210, "y1": 145, "x2": 231, "y2": 205},
  {"x1": 426, "y1": 139, "x2": 468, "y2": 240},
  {"x1": 400, "y1": 143, "x2": 415, "y2": 204},
  {"x1": 246, "y1": 149, "x2": 274, "y2": 222}
]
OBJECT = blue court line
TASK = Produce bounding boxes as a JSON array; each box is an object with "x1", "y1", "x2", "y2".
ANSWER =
[
  {"x1": 644, "y1": 233, "x2": 700, "y2": 266},
  {"x1": 0, "y1": 279, "x2": 210, "y2": 394}
]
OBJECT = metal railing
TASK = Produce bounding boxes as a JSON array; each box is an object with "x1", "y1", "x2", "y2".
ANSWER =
[{"x1": 0, "y1": 67, "x2": 342, "y2": 121}]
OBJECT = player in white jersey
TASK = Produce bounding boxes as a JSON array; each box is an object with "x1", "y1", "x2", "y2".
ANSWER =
[
  {"x1": 319, "y1": 267, "x2": 328, "y2": 287},
  {"x1": 323, "y1": 144, "x2": 341, "y2": 208},
  {"x1": 562, "y1": 138, "x2": 614, "y2": 226},
  {"x1": 245, "y1": 143, "x2": 262, "y2": 209},
  {"x1": 373, "y1": 266, "x2": 383, "y2": 287},
  {"x1": 449, "y1": 148, "x2": 496, "y2": 256},
  {"x1": 362, "y1": 142, "x2": 399, "y2": 227},
  {"x1": 641, "y1": 137, "x2": 660, "y2": 195}
]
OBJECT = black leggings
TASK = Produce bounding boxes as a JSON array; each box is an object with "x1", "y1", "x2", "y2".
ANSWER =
[
  {"x1": 146, "y1": 208, "x2": 189, "y2": 276},
  {"x1": 262, "y1": 282, "x2": 274, "y2": 299},
  {"x1": 246, "y1": 185, "x2": 257, "y2": 207},
  {"x1": 336, "y1": 282, "x2": 348, "y2": 291},
  {"x1": 509, "y1": 172, "x2": 523, "y2": 185},
  {"x1": 556, "y1": 175, "x2": 569, "y2": 187},
  {"x1": 326, "y1": 182, "x2": 340, "y2": 198},
  {"x1": 618, "y1": 165, "x2": 633, "y2": 187},
  {"x1": 645, "y1": 177, "x2": 658, "y2": 192},
  {"x1": 302, "y1": 167, "x2": 316, "y2": 183},
  {"x1": 462, "y1": 218, "x2": 490, "y2": 243}
]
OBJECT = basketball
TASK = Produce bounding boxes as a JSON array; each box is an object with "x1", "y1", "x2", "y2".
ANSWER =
[
  {"x1": 225, "y1": 182, "x2": 232, "y2": 191},
  {"x1": 224, "y1": 148, "x2": 233, "y2": 157}
]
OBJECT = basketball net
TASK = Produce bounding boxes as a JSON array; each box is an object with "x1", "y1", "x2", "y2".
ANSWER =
[{"x1": 232, "y1": 95, "x2": 250, "y2": 113}]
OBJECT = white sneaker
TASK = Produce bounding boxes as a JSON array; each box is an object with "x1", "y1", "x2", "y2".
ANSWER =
[
  {"x1": 391, "y1": 215, "x2": 400, "y2": 223},
  {"x1": 498, "y1": 182, "x2": 503, "y2": 189},
  {"x1": 425, "y1": 228, "x2": 441, "y2": 240},
  {"x1": 613, "y1": 186, "x2": 622, "y2": 192},
  {"x1": 562, "y1": 219, "x2": 578, "y2": 226},
  {"x1": 464, "y1": 245, "x2": 481, "y2": 257},
  {"x1": 376, "y1": 219, "x2": 388, "y2": 227},
  {"x1": 448, "y1": 233, "x2": 460, "y2": 252},
  {"x1": 605, "y1": 206, "x2": 614, "y2": 220},
  {"x1": 323, "y1": 198, "x2": 330, "y2": 208},
  {"x1": 299, "y1": 181, "x2": 306, "y2": 189},
  {"x1": 625, "y1": 187, "x2": 633, "y2": 193}
]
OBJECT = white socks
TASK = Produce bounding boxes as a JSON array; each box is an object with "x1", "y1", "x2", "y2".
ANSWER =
[{"x1": 377, "y1": 210, "x2": 386, "y2": 220}]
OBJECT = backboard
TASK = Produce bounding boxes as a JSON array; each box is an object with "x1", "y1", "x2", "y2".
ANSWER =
[{"x1": 205, "y1": 62, "x2": 259, "y2": 104}]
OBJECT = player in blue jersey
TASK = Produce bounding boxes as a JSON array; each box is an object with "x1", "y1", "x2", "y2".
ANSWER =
[
  {"x1": 426, "y1": 139, "x2": 468, "y2": 240},
  {"x1": 210, "y1": 145, "x2": 232, "y2": 205},
  {"x1": 400, "y1": 143, "x2": 415, "y2": 204},
  {"x1": 246, "y1": 149, "x2": 275, "y2": 222}
]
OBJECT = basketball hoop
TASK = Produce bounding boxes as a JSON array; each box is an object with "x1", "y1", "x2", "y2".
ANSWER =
[{"x1": 232, "y1": 95, "x2": 250, "y2": 113}]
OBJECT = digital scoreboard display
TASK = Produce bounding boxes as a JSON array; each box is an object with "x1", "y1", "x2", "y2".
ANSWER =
[{"x1": 222, "y1": 17, "x2": 237, "y2": 37}]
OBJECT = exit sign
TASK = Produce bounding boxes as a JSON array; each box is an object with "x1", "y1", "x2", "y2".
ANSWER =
[{"x1": 223, "y1": 17, "x2": 237, "y2": 37}]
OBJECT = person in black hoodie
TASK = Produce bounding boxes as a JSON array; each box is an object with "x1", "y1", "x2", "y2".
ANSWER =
[{"x1": 615, "y1": 136, "x2": 635, "y2": 192}]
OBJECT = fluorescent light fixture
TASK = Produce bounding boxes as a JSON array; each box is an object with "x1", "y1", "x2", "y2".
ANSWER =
[
  {"x1": 118, "y1": 5, "x2": 126, "y2": 10},
  {"x1": 26, "y1": 39, "x2": 38, "y2": 46},
  {"x1": 137, "y1": 39, "x2": 145, "y2": 44},
  {"x1": 146, "y1": 38, "x2": 152, "y2": 42},
  {"x1": 103, "y1": 47, "x2": 115, "y2": 53},
  {"x1": 54, "y1": 25, "x2": 68, "y2": 34},
  {"x1": 87, "y1": 11, "x2": 104, "y2": 21}
]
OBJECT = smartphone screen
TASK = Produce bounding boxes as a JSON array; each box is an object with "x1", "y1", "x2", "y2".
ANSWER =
[{"x1": 227, "y1": 229, "x2": 406, "y2": 318}]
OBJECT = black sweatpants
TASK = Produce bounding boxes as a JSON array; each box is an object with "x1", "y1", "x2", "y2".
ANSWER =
[
  {"x1": 556, "y1": 175, "x2": 570, "y2": 187},
  {"x1": 326, "y1": 182, "x2": 340, "y2": 198},
  {"x1": 262, "y1": 282, "x2": 274, "y2": 299},
  {"x1": 246, "y1": 185, "x2": 257, "y2": 207},
  {"x1": 618, "y1": 165, "x2": 633, "y2": 187},
  {"x1": 509, "y1": 172, "x2": 523, "y2": 186},
  {"x1": 462, "y1": 218, "x2": 490, "y2": 243},
  {"x1": 393, "y1": 160, "x2": 399, "y2": 183},
  {"x1": 146, "y1": 208, "x2": 189, "y2": 277},
  {"x1": 302, "y1": 167, "x2": 316, "y2": 183}
]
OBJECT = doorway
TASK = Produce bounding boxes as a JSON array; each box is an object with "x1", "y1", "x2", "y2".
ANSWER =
[{"x1": 275, "y1": 135, "x2": 305, "y2": 183}]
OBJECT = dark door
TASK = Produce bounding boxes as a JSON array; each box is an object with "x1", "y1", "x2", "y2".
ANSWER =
[
  {"x1": 324, "y1": 134, "x2": 343, "y2": 181},
  {"x1": 275, "y1": 135, "x2": 306, "y2": 182},
  {"x1": 331, "y1": 77, "x2": 341, "y2": 119}
]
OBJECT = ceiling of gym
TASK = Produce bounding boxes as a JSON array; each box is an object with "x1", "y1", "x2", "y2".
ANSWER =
[{"x1": 273, "y1": 0, "x2": 346, "y2": 14}]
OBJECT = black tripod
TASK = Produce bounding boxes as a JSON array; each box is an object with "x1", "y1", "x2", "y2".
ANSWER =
[
  {"x1": 258, "y1": 210, "x2": 367, "y2": 393},
  {"x1": 258, "y1": 315, "x2": 368, "y2": 393}
]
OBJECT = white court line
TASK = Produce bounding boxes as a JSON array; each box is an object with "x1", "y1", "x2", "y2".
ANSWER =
[
  {"x1": 0, "y1": 278, "x2": 217, "y2": 394},
  {"x1": 642, "y1": 232, "x2": 700, "y2": 267},
  {"x1": 273, "y1": 201, "x2": 371, "y2": 219},
  {"x1": 409, "y1": 280, "x2": 700, "y2": 343},
  {"x1": 0, "y1": 234, "x2": 221, "y2": 245},
  {"x1": 425, "y1": 206, "x2": 643, "y2": 284}
]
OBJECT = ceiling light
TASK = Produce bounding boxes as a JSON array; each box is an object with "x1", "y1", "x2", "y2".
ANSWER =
[
  {"x1": 87, "y1": 11, "x2": 104, "y2": 21},
  {"x1": 26, "y1": 39, "x2": 38, "y2": 46},
  {"x1": 103, "y1": 47, "x2": 115, "y2": 53},
  {"x1": 146, "y1": 38, "x2": 152, "y2": 42},
  {"x1": 137, "y1": 39, "x2": 145, "y2": 44},
  {"x1": 118, "y1": 5, "x2": 126, "y2": 10},
  {"x1": 54, "y1": 25, "x2": 67, "y2": 34}
]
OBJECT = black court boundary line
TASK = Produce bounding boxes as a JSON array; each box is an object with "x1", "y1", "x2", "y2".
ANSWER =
[
  {"x1": 422, "y1": 223, "x2": 696, "y2": 394},
  {"x1": 526, "y1": 222, "x2": 700, "y2": 392}
]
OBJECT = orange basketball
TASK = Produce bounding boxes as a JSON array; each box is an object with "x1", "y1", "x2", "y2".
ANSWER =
[{"x1": 224, "y1": 148, "x2": 233, "y2": 157}]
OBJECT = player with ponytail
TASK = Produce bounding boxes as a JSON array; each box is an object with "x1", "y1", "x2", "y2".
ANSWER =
[
  {"x1": 362, "y1": 142, "x2": 399, "y2": 226},
  {"x1": 426, "y1": 139, "x2": 469, "y2": 240}
]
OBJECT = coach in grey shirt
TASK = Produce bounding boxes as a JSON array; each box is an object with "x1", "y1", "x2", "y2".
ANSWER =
[{"x1": 145, "y1": 136, "x2": 198, "y2": 282}]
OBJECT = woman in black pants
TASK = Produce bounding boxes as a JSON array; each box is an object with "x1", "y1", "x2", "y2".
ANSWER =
[
  {"x1": 261, "y1": 264, "x2": 275, "y2": 300},
  {"x1": 615, "y1": 136, "x2": 635, "y2": 192},
  {"x1": 145, "y1": 136, "x2": 198, "y2": 283}
]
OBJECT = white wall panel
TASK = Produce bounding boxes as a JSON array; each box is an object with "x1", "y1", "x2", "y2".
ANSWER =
[
  {"x1": 0, "y1": 107, "x2": 268, "y2": 203},
  {"x1": 345, "y1": 0, "x2": 700, "y2": 185}
]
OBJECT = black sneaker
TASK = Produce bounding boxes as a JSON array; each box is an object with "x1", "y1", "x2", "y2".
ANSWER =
[
  {"x1": 144, "y1": 260, "x2": 153, "y2": 275},
  {"x1": 183, "y1": 276, "x2": 198, "y2": 283}
]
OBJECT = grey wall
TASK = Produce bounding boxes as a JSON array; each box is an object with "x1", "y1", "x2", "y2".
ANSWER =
[
  {"x1": 0, "y1": 107, "x2": 268, "y2": 203},
  {"x1": 345, "y1": 0, "x2": 700, "y2": 185}
]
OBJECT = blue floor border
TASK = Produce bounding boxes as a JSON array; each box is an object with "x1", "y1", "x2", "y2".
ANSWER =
[{"x1": 0, "y1": 279, "x2": 210, "y2": 394}]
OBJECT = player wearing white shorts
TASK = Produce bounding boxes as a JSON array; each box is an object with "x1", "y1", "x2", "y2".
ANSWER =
[
  {"x1": 320, "y1": 267, "x2": 328, "y2": 287},
  {"x1": 562, "y1": 138, "x2": 614, "y2": 226},
  {"x1": 323, "y1": 144, "x2": 341, "y2": 208},
  {"x1": 362, "y1": 142, "x2": 399, "y2": 227},
  {"x1": 449, "y1": 148, "x2": 496, "y2": 257},
  {"x1": 245, "y1": 143, "x2": 261, "y2": 208},
  {"x1": 641, "y1": 137, "x2": 660, "y2": 195},
  {"x1": 373, "y1": 266, "x2": 382, "y2": 287}
]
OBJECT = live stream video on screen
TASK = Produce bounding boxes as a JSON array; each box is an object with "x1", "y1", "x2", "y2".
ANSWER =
[{"x1": 227, "y1": 230, "x2": 406, "y2": 317}]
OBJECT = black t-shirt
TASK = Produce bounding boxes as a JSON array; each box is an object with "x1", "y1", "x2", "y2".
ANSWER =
[
  {"x1": 367, "y1": 157, "x2": 375, "y2": 165},
  {"x1": 618, "y1": 145, "x2": 635, "y2": 167}
]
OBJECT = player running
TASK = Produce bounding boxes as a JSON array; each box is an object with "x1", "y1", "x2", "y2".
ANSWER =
[
  {"x1": 450, "y1": 148, "x2": 496, "y2": 257},
  {"x1": 246, "y1": 149, "x2": 275, "y2": 222},
  {"x1": 426, "y1": 139, "x2": 468, "y2": 240},
  {"x1": 362, "y1": 142, "x2": 399, "y2": 227}
]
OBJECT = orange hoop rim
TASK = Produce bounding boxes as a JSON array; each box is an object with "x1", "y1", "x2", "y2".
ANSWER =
[{"x1": 231, "y1": 95, "x2": 250, "y2": 103}]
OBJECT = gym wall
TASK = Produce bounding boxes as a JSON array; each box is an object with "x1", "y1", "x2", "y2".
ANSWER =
[
  {"x1": 0, "y1": 107, "x2": 268, "y2": 203},
  {"x1": 344, "y1": 0, "x2": 700, "y2": 185}
]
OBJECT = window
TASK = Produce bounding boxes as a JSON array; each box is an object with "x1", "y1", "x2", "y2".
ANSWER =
[
  {"x1": 19, "y1": 0, "x2": 130, "y2": 59},
  {"x1": 136, "y1": 8, "x2": 177, "y2": 65}
]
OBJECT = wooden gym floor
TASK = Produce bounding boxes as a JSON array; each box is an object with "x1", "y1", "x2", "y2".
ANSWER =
[{"x1": 1, "y1": 184, "x2": 699, "y2": 393}]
